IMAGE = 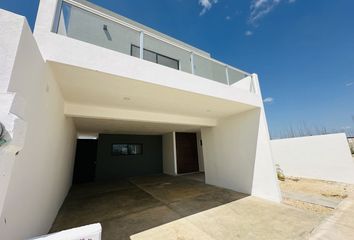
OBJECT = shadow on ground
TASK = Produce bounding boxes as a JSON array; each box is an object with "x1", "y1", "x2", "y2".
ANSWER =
[{"x1": 50, "y1": 173, "x2": 248, "y2": 240}]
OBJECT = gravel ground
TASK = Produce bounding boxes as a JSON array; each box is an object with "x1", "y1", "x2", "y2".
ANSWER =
[{"x1": 280, "y1": 177, "x2": 354, "y2": 215}]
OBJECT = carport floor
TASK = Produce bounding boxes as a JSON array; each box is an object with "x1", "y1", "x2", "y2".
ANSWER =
[{"x1": 50, "y1": 173, "x2": 248, "y2": 240}]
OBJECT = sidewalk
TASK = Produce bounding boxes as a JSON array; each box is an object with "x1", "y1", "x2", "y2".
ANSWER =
[{"x1": 309, "y1": 192, "x2": 354, "y2": 240}]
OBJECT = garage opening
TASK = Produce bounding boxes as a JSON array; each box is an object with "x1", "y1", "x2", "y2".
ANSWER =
[
  {"x1": 73, "y1": 134, "x2": 163, "y2": 183},
  {"x1": 50, "y1": 130, "x2": 247, "y2": 239},
  {"x1": 73, "y1": 132, "x2": 204, "y2": 183}
]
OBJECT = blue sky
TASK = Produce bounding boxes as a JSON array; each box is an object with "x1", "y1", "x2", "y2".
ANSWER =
[{"x1": 1, "y1": 0, "x2": 353, "y2": 137}]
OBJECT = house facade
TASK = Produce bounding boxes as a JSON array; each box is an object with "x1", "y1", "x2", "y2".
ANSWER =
[{"x1": 0, "y1": 0, "x2": 281, "y2": 239}]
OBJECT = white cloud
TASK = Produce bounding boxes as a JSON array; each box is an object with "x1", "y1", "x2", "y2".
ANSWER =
[
  {"x1": 345, "y1": 82, "x2": 354, "y2": 87},
  {"x1": 245, "y1": 30, "x2": 253, "y2": 36},
  {"x1": 249, "y1": 0, "x2": 295, "y2": 25},
  {"x1": 263, "y1": 97, "x2": 274, "y2": 104},
  {"x1": 199, "y1": 0, "x2": 218, "y2": 15}
]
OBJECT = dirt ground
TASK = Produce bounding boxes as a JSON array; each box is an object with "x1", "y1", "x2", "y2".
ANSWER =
[{"x1": 280, "y1": 177, "x2": 354, "y2": 215}]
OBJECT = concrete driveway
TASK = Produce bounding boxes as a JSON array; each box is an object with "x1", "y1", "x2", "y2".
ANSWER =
[
  {"x1": 131, "y1": 196, "x2": 323, "y2": 240},
  {"x1": 51, "y1": 174, "x2": 248, "y2": 240},
  {"x1": 51, "y1": 174, "x2": 325, "y2": 240}
]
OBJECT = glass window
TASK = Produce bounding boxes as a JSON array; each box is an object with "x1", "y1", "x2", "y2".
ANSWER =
[
  {"x1": 131, "y1": 45, "x2": 179, "y2": 70},
  {"x1": 112, "y1": 144, "x2": 143, "y2": 156},
  {"x1": 128, "y1": 144, "x2": 143, "y2": 155},
  {"x1": 131, "y1": 45, "x2": 140, "y2": 58},
  {"x1": 157, "y1": 54, "x2": 179, "y2": 70},
  {"x1": 112, "y1": 144, "x2": 128, "y2": 155},
  {"x1": 143, "y1": 49, "x2": 157, "y2": 63}
]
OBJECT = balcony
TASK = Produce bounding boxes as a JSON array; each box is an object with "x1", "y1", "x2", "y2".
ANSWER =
[{"x1": 52, "y1": 0, "x2": 253, "y2": 89}]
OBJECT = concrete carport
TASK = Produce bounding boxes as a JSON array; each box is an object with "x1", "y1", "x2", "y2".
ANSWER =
[
  {"x1": 50, "y1": 60, "x2": 281, "y2": 203},
  {"x1": 47, "y1": 111, "x2": 264, "y2": 239},
  {"x1": 46, "y1": 57, "x2": 283, "y2": 239},
  {"x1": 50, "y1": 115, "x2": 247, "y2": 239}
]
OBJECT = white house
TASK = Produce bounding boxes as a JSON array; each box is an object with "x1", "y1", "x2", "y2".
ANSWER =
[{"x1": 0, "y1": 0, "x2": 281, "y2": 239}]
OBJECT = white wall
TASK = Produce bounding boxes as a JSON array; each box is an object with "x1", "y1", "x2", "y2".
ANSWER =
[
  {"x1": 0, "y1": 11, "x2": 77, "y2": 240},
  {"x1": 30, "y1": 223, "x2": 101, "y2": 240},
  {"x1": 196, "y1": 131, "x2": 204, "y2": 172},
  {"x1": 0, "y1": 10, "x2": 25, "y2": 216},
  {"x1": 162, "y1": 132, "x2": 177, "y2": 175},
  {"x1": 250, "y1": 75, "x2": 281, "y2": 201},
  {"x1": 201, "y1": 107, "x2": 281, "y2": 202},
  {"x1": 271, "y1": 133, "x2": 354, "y2": 184}
]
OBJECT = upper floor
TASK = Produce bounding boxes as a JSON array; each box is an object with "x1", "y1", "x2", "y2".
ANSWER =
[
  {"x1": 52, "y1": 0, "x2": 250, "y2": 86},
  {"x1": 31, "y1": 0, "x2": 264, "y2": 128}
]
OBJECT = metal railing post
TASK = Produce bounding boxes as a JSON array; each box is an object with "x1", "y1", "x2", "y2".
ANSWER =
[
  {"x1": 139, "y1": 31, "x2": 144, "y2": 59},
  {"x1": 190, "y1": 52, "x2": 195, "y2": 75},
  {"x1": 250, "y1": 74, "x2": 257, "y2": 94},
  {"x1": 225, "y1": 65, "x2": 230, "y2": 85}
]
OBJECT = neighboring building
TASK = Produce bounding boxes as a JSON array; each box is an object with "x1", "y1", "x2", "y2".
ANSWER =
[{"x1": 0, "y1": 0, "x2": 281, "y2": 239}]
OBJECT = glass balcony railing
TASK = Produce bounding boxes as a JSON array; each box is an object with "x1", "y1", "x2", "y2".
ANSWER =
[{"x1": 53, "y1": 0, "x2": 252, "y2": 88}]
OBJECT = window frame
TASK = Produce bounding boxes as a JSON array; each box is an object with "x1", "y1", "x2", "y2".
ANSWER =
[
  {"x1": 111, "y1": 143, "x2": 143, "y2": 156},
  {"x1": 130, "y1": 44, "x2": 180, "y2": 70}
]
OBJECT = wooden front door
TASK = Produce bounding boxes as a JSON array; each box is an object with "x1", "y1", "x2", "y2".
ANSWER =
[{"x1": 176, "y1": 133, "x2": 199, "y2": 174}]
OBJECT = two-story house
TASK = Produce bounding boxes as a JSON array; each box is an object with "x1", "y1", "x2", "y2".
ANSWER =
[{"x1": 0, "y1": 0, "x2": 281, "y2": 239}]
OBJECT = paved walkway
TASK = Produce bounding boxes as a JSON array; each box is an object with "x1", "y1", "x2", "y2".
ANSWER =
[
  {"x1": 282, "y1": 191, "x2": 341, "y2": 209},
  {"x1": 309, "y1": 193, "x2": 354, "y2": 240}
]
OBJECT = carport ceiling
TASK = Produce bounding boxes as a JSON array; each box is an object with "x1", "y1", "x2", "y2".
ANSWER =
[
  {"x1": 74, "y1": 117, "x2": 202, "y2": 135},
  {"x1": 50, "y1": 62, "x2": 256, "y2": 119}
]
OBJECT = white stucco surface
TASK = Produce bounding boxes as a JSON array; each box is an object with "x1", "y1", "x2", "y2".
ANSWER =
[
  {"x1": 0, "y1": 11, "x2": 77, "y2": 240},
  {"x1": 201, "y1": 107, "x2": 281, "y2": 202},
  {"x1": 196, "y1": 132, "x2": 205, "y2": 172},
  {"x1": 162, "y1": 132, "x2": 177, "y2": 175},
  {"x1": 250, "y1": 75, "x2": 281, "y2": 202},
  {"x1": 271, "y1": 133, "x2": 354, "y2": 184},
  {"x1": 30, "y1": 223, "x2": 101, "y2": 240}
]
